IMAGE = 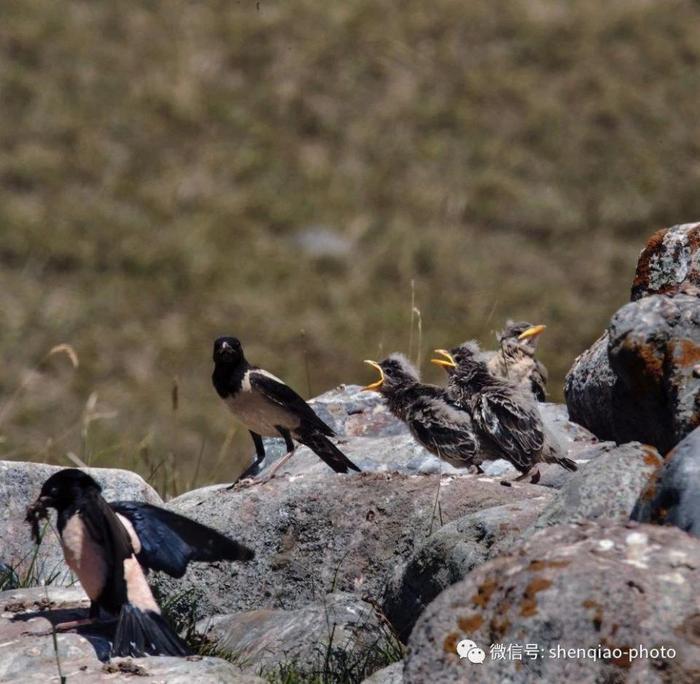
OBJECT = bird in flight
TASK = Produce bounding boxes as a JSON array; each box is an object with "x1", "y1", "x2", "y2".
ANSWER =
[
  {"x1": 25, "y1": 468, "x2": 254, "y2": 657},
  {"x1": 212, "y1": 336, "x2": 360, "y2": 485}
]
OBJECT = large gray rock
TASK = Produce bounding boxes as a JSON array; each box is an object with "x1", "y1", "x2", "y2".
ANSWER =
[
  {"x1": 405, "y1": 522, "x2": 700, "y2": 683},
  {"x1": 382, "y1": 495, "x2": 553, "y2": 641},
  {"x1": 534, "y1": 441, "x2": 663, "y2": 529},
  {"x1": 0, "y1": 586, "x2": 261, "y2": 683},
  {"x1": 197, "y1": 592, "x2": 399, "y2": 680},
  {"x1": 632, "y1": 426, "x2": 700, "y2": 536},
  {"x1": 630, "y1": 222, "x2": 700, "y2": 300},
  {"x1": 0, "y1": 461, "x2": 162, "y2": 585},
  {"x1": 565, "y1": 293, "x2": 700, "y2": 454},
  {"x1": 156, "y1": 472, "x2": 551, "y2": 623}
]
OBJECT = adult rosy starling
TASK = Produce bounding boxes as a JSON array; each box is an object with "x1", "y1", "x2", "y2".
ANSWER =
[
  {"x1": 212, "y1": 336, "x2": 360, "y2": 484},
  {"x1": 25, "y1": 469, "x2": 254, "y2": 657},
  {"x1": 363, "y1": 353, "x2": 480, "y2": 470},
  {"x1": 432, "y1": 342, "x2": 576, "y2": 482},
  {"x1": 486, "y1": 321, "x2": 548, "y2": 402}
]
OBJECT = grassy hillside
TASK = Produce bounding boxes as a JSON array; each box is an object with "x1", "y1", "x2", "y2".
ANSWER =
[{"x1": 2, "y1": 0, "x2": 700, "y2": 495}]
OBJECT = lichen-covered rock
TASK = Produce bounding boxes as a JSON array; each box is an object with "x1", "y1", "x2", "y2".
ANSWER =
[
  {"x1": 566, "y1": 293, "x2": 700, "y2": 454},
  {"x1": 534, "y1": 442, "x2": 662, "y2": 529},
  {"x1": 405, "y1": 522, "x2": 700, "y2": 683},
  {"x1": 156, "y1": 472, "x2": 551, "y2": 623},
  {"x1": 631, "y1": 222, "x2": 700, "y2": 300},
  {"x1": 0, "y1": 586, "x2": 260, "y2": 683},
  {"x1": 197, "y1": 592, "x2": 398, "y2": 680},
  {"x1": 0, "y1": 461, "x2": 162, "y2": 585},
  {"x1": 382, "y1": 496, "x2": 553, "y2": 642},
  {"x1": 632, "y1": 426, "x2": 700, "y2": 536}
]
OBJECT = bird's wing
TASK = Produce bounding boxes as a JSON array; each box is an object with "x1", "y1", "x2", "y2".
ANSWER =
[
  {"x1": 249, "y1": 369, "x2": 334, "y2": 436},
  {"x1": 110, "y1": 502, "x2": 254, "y2": 578},
  {"x1": 409, "y1": 397, "x2": 479, "y2": 465},
  {"x1": 472, "y1": 389, "x2": 544, "y2": 469},
  {"x1": 531, "y1": 360, "x2": 548, "y2": 401}
]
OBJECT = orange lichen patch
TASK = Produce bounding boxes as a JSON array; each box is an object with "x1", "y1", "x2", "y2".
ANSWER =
[
  {"x1": 631, "y1": 341, "x2": 665, "y2": 383},
  {"x1": 642, "y1": 447, "x2": 662, "y2": 467},
  {"x1": 458, "y1": 614, "x2": 484, "y2": 632},
  {"x1": 490, "y1": 616, "x2": 511, "y2": 641},
  {"x1": 443, "y1": 632, "x2": 460, "y2": 654},
  {"x1": 679, "y1": 613, "x2": 700, "y2": 645},
  {"x1": 520, "y1": 577, "x2": 552, "y2": 617},
  {"x1": 676, "y1": 339, "x2": 700, "y2": 367},
  {"x1": 582, "y1": 599, "x2": 603, "y2": 631},
  {"x1": 631, "y1": 227, "x2": 669, "y2": 300},
  {"x1": 528, "y1": 559, "x2": 570, "y2": 572},
  {"x1": 601, "y1": 640, "x2": 633, "y2": 669},
  {"x1": 472, "y1": 577, "x2": 498, "y2": 608}
]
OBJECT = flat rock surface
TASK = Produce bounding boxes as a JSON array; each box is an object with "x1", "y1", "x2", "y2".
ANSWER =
[
  {"x1": 157, "y1": 471, "x2": 552, "y2": 622},
  {"x1": 405, "y1": 521, "x2": 700, "y2": 683},
  {"x1": 0, "y1": 586, "x2": 260, "y2": 683},
  {"x1": 0, "y1": 461, "x2": 162, "y2": 586},
  {"x1": 361, "y1": 661, "x2": 404, "y2": 684},
  {"x1": 245, "y1": 391, "x2": 599, "y2": 484},
  {"x1": 632, "y1": 425, "x2": 700, "y2": 536},
  {"x1": 198, "y1": 592, "x2": 398, "y2": 679}
]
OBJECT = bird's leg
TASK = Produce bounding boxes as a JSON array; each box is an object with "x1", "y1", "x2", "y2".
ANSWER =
[
  {"x1": 229, "y1": 432, "x2": 266, "y2": 489},
  {"x1": 261, "y1": 428, "x2": 296, "y2": 480},
  {"x1": 28, "y1": 602, "x2": 113, "y2": 636},
  {"x1": 502, "y1": 466, "x2": 539, "y2": 486}
]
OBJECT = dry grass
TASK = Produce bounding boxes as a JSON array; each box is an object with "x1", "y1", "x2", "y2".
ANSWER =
[{"x1": 2, "y1": 0, "x2": 700, "y2": 495}]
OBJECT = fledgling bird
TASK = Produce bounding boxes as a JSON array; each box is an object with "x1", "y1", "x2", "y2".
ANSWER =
[
  {"x1": 25, "y1": 469, "x2": 254, "y2": 657},
  {"x1": 212, "y1": 336, "x2": 360, "y2": 484},
  {"x1": 486, "y1": 321, "x2": 548, "y2": 402},
  {"x1": 363, "y1": 354, "x2": 480, "y2": 469},
  {"x1": 432, "y1": 342, "x2": 576, "y2": 482}
]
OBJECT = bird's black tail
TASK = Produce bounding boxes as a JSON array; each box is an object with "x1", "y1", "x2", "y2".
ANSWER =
[
  {"x1": 299, "y1": 430, "x2": 361, "y2": 473},
  {"x1": 549, "y1": 455, "x2": 578, "y2": 472},
  {"x1": 111, "y1": 604, "x2": 191, "y2": 657}
]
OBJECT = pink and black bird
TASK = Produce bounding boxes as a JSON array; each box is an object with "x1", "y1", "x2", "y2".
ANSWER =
[
  {"x1": 212, "y1": 336, "x2": 360, "y2": 484},
  {"x1": 26, "y1": 469, "x2": 254, "y2": 657}
]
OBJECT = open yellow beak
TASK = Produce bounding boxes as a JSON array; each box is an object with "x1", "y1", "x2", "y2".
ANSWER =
[
  {"x1": 363, "y1": 360, "x2": 385, "y2": 391},
  {"x1": 430, "y1": 349, "x2": 456, "y2": 368},
  {"x1": 518, "y1": 324, "x2": 546, "y2": 341}
]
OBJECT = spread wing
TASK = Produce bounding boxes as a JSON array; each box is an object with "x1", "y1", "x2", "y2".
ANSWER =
[
  {"x1": 472, "y1": 388, "x2": 544, "y2": 470},
  {"x1": 110, "y1": 502, "x2": 254, "y2": 578},
  {"x1": 249, "y1": 369, "x2": 334, "y2": 436}
]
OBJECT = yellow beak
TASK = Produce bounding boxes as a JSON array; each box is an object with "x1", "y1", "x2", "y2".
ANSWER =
[
  {"x1": 363, "y1": 360, "x2": 385, "y2": 391},
  {"x1": 518, "y1": 324, "x2": 546, "y2": 341},
  {"x1": 430, "y1": 349, "x2": 456, "y2": 368}
]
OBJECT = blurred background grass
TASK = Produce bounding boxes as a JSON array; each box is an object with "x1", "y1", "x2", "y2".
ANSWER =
[{"x1": 2, "y1": 0, "x2": 700, "y2": 496}]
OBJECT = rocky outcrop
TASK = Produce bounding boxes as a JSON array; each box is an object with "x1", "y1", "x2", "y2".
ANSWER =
[
  {"x1": 566, "y1": 293, "x2": 700, "y2": 454},
  {"x1": 197, "y1": 592, "x2": 398, "y2": 680},
  {"x1": 533, "y1": 441, "x2": 662, "y2": 529},
  {"x1": 405, "y1": 522, "x2": 700, "y2": 683},
  {"x1": 0, "y1": 461, "x2": 161, "y2": 586},
  {"x1": 632, "y1": 425, "x2": 700, "y2": 536},
  {"x1": 0, "y1": 586, "x2": 261, "y2": 683},
  {"x1": 382, "y1": 496, "x2": 553, "y2": 642},
  {"x1": 155, "y1": 472, "x2": 551, "y2": 623},
  {"x1": 630, "y1": 222, "x2": 700, "y2": 300}
]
